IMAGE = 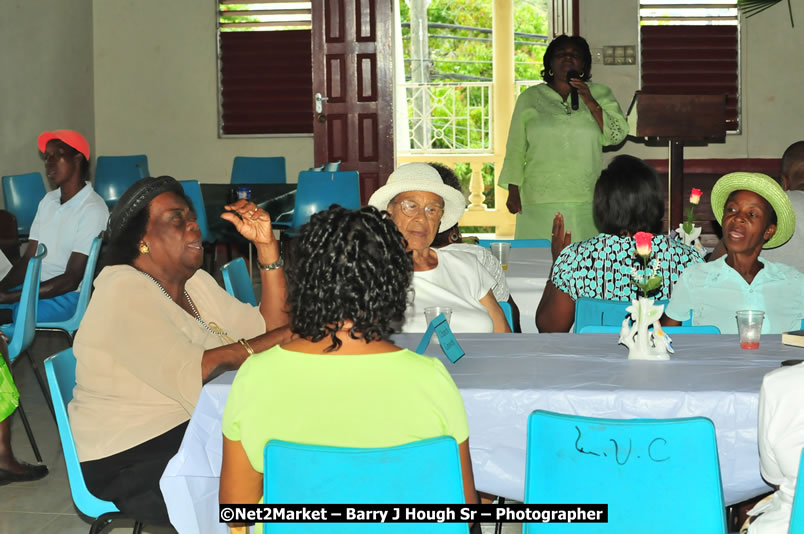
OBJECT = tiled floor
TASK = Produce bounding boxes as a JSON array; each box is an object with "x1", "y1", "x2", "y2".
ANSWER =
[
  {"x1": 1, "y1": 334, "x2": 521, "y2": 534},
  {"x1": 1, "y1": 335, "x2": 174, "y2": 534}
]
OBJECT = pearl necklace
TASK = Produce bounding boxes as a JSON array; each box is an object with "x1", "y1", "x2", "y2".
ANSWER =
[{"x1": 141, "y1": 272, "x2": 233, "y2": 342}]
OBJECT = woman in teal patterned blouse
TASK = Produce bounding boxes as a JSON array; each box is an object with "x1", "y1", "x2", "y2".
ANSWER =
[
  {"x1": 498, "y1": 35, "x2": 628, "y2": 240},
  {"x1": 535, "y1": 156, "x2": 703, "y2": 332}
]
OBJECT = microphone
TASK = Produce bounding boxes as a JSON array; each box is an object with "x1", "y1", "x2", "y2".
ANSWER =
[{"x1": 567, "y1": 70, "x2": 581, "y2": 111}]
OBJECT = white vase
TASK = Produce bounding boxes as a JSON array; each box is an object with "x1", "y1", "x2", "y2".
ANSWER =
[
  {"x1": 675, "y1": 223, "x2": 703, "y2": 251},
  {"x1": 618, "y1": 297, "x2": 673, "y2": 360}
]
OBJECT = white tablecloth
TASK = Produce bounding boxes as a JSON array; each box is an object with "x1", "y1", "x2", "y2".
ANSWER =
[
  {"x1": 161, "y1": 333, "x2": 799, "y2": 533},
  {"x1": 504, "y1": 248, "x2": 552, "y2": 333}
]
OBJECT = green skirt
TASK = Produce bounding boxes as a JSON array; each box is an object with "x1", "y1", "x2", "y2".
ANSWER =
[
  {"x1": 514, "y1": 202, "x2": 598, "y2": 242},
  {"x1": 0, "y1": 357, "x2": 19, "y2": 421}
]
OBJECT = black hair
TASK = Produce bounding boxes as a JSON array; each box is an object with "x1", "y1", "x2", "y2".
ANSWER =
[
  {"x1": 287, "y1": 205, "x2": 413, "y2": 352},
  {"x1": 725, "y1": 190, "x2": 778, "y2": 227},
  {"x1": 781, "y1": 141, "x2": 804, "y2": 188},
  {"x1": 593, "y1": 155, "x2": 664, "y2": 235},
  {"x1": 428, "y1": 163, "x2": 463, "y2": 248},
  {"x1": 102, "y1": 208, "x2": 149, "y2": 267},
  {"x1": 542, "y1": 34, "x2": 592, "y2": 83}
]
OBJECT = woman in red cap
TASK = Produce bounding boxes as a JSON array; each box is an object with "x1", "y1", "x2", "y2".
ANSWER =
[{"x1": 0, "y1": 130, "x2": 109, "y2": 322}]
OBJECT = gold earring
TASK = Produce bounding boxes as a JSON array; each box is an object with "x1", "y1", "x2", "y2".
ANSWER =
[{"x1": 139, "y1": 243, "x2": 150, "y2": 254}]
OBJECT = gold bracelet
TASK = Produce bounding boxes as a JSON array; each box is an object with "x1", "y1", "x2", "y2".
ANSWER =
[{"x1": 238, "y1": 338, "x2": 255, "y2": 355}]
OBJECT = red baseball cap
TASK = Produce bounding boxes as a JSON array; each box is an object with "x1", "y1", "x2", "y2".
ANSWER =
[{"x1": 37, "y1": 130, "x2": 90, "y2": 160}]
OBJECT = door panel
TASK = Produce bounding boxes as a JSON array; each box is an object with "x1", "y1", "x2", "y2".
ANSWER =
[{"x1": 313, "y1": 0, "x2": 394, "y2": 204}]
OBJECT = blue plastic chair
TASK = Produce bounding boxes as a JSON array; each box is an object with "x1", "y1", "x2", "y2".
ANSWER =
[
  {"x1": 231, "y1": 156, "x2": 286, "y2": 185},
  {"x1": 37, "y1": 236, "x2": 102, "y2": 344},
  {"x1": 221, "y1": 257, "x2": 258, "y2": 306},
  {"x1": 523, "y1": 410, "x2": 727, "y2": 533},
  {"x1": 578, "y1": 324, "x2": 721, "y2": 334},
  {"x1": 94, "y1": 155, "x2": 149, "y2": 209},
  {"x1": 274, "y1": 170, "x2": 360, "y2": 230},
  {"x1": 262, "y1": 437, "x2": 468, "y2": 533},
  {"x1": 790, "y1": 449, "x2": 804, "y2": 534},
  {"x1": 574, "y1": 297, "x2": 696, "y2": 332},
  {"x1": 178, "y1": 180, "x2": 211, "y2": 242},
  {"x1": 2, "y1": 172, "x2": 47, "y2": 236},
  {"x1": 499, "y1": 300, "x2": 514, "y2": 331},
  {"x1": 44, "y1": 348, "x2": 144, "y2": 534},
  {"x1": 477, "y1": 239, "x2": 550, "y2": 248},
  {"x1": 574, "y1": 297, "x2": 678, "y2": 332},
  {"x1": 0, "y1": 243, "x2": 46, "y2": 461}
]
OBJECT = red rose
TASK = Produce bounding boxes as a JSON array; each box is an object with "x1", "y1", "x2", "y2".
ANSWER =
[{"x1": 634, "y1": 231, "x2": 653, "y2": 257}]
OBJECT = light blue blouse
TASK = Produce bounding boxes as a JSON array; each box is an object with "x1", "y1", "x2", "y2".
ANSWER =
[{"x1": 665, "y1": 256, "x2": 804, "y2": 334}]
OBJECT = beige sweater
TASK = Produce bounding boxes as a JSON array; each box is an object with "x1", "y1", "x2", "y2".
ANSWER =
[{"x1": 69, "y1": 265, "x2": 265, "y2": 461}]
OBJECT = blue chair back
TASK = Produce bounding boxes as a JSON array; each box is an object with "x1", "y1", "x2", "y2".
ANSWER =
[
  {"x1": 44, "y1": 348, "x2": 121, "y2": 519},
  {"x1": 574, "y1": 297, "x2": 676, "y2": 333},
  {"x1": 221, "y1": 257, "x2": 257, "y2": 306},
  {"x1": 5, "y1": 244, "x2": 46, "y2": 363},
  {"x1": 478, "y1": 239, "x2": 550, "y2": 248},
  {"x1": 291, "y1": 171, "x2": 360, "y2": 229},
  {"x1": 37, "y1": 237, "x2": 102, "y2": 338},
  {"x1": 263, "y1": 437, "x2": 468, "y2": 533},
  {"x1": 499, "y1": 301, "x2": 514, "y2": 331},
  {"x1": 231, "y1": 156, "x2": 286, "y2": 185},
  {"x1": 94, "y1": 155, "x2": 149, "y2": 209},
  {"x1": 578, "y1": 324, "x2": 721, "y2": 334},
  {"x1": 790, "y1": 449, "x2": 804, "y2": 534},
  {"x1": 178, "y1": 180, "x2": 211, "y2": 242},
  {"x1": 2, "y1": 172, "x2": 47, "y2": 236},
  {"x1": 524, "y1": 410, "x2": 727, "y2": 533}
]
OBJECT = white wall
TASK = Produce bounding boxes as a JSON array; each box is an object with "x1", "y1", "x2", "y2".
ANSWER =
[
  {"x1": 580, "y1": 0, "x2": 804, "y2": 162},
  {"x1": 0, "y1": 0, "x2": 94, "y2": 190},
  {"x1": 92, "y1": 0, "x2": 313, "y2": 184}
]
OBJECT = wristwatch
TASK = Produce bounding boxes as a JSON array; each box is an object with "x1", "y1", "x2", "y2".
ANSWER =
[{"x1": 257, "y1": 256, "x2": 284, "y2": 271}]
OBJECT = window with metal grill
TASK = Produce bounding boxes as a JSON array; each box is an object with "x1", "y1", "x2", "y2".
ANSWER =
[
  {"x1": 639, "y1": 1, "x2": 740, "y2": 132},
  {"x1": 217, "y1": 1, "x2": 313, "y2": 136}
]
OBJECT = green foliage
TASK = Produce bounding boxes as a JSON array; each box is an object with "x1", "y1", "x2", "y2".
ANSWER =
[
  {"x1": 401, "y1": 0, "x2": 548, "y2": 82},
  {"x1": 452, "y1": 162, "x2": 496, "y2": 206}
]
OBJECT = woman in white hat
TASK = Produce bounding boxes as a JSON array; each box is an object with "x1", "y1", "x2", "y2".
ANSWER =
[
  {"x1": 369, "y1": 163, "x2": 510, "y2": 333},
  {"x1": 662, "y1": 172, "x2": 802, "y2": 334}
]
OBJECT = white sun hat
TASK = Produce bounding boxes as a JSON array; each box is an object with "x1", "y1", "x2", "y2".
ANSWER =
[{"x1": 368, "y1": 163, "x2": 467, "y2": 231}]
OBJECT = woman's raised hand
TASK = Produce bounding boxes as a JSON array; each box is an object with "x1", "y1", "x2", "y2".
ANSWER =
[
  {"x1": 551, "y1": 212, "x2": 572, "y2": 262},
  {"x1": 221, "y1": 200, "x2": 276, "y2": 246}
]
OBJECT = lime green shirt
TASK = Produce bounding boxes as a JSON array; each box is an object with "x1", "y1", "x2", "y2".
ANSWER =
[
  {"x1": 498, "y1": 82, "x2": 627, "y2": 206},
  {"x1": 0, "y1": 357, "x2": 19, "y2": 421},
  {"x1": 222, "y1": 346, "x2": 470, "y2": 474}
]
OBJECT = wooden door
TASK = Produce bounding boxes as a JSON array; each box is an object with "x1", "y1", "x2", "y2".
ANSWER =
[{"x1": 312, "y1": 0, "x2": 394, "y2": 205}]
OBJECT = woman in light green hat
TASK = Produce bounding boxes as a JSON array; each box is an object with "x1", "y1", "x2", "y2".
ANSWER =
[{"x1": 662, "y1": 172, "x2": 802, "y2": 334}]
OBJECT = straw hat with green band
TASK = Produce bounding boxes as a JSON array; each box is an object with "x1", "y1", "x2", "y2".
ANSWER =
[{"x1": 711, "y1": 172, "x2": 796, "y2": 249}]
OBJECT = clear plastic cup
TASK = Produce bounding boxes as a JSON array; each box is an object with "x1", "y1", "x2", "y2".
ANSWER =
[
  {"x1": 490, "y1": 242, "x2": 511, "y2": 271},
  {"x1": 424, "y1": 306, "x2": 452, "y2": 344},
  {"x1": 736, "y1": 310, "x2": 764, "y2": 350},
  {"x1": 424, "y1": 306, "x2": 452, "y2": 326}
]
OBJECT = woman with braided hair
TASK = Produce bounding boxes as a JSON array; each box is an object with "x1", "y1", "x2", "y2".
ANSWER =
[
  {"x1": 219, "y1": 205, "x2": 478, "y2": 529},
  {"x1": 70, "y1": 176, "x2": 293, "y2": 523}
]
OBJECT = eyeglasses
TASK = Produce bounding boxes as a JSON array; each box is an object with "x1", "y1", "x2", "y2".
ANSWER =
[{"x1": 395, "y1": 199, "x2": 444, "y2": 219}]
